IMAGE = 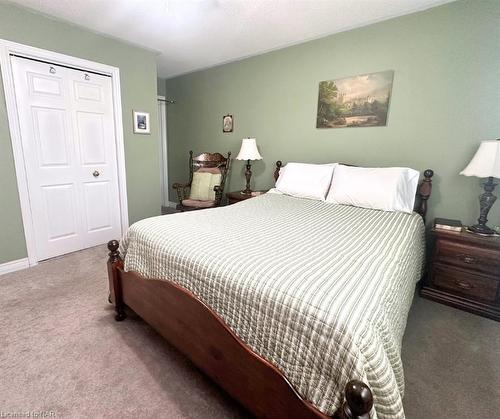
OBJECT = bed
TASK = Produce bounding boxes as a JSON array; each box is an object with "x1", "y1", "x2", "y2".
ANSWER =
[{"x1": 106, "y1": 162, "x2": 434, "y2": 419}]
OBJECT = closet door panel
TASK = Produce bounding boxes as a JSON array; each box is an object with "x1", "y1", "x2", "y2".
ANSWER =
[
  {"x1": 11, "y1": 56, "x2": 123, "y2": 260},
  {"x1": 69, "y1": 69, "x2": 121, "y2": 248},
  {"x1": 12, "y1": 56, "x2": 84, "y2": 260}
]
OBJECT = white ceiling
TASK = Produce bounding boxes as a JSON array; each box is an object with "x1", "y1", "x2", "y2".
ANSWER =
[{"x1": 9, "y1": 0, "x2": 454, "y2": 79}]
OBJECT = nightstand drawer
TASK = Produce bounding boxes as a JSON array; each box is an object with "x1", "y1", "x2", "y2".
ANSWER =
[
  {"x1": 433, "y1": 264, "x2": 498, "y2": 302},
  {"x1": 437, "y1": 240, "x2": 500, "y2": 276}
]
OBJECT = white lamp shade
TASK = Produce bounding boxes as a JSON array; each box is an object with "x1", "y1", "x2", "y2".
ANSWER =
[
  {"x1": 460, "y1": 140, "x2": 500, "y2": 178},
  {"x1": 236, "y1": 138, "x2": 262, "y2": 161}
]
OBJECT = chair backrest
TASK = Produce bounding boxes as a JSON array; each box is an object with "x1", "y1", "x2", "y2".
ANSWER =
[
  {"x1": 189, "y1": 151, "x2": 230, "y2": 178},
  {"x1": 188, "y1": 151, "x2": 231, "y2": 200}
]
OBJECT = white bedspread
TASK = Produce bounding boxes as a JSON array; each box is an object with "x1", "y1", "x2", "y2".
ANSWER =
[{"x1": 121, "y1": 194, "x2": 424, "y2": 418}]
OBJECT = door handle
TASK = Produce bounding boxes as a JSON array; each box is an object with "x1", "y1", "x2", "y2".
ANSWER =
[
  {"x1": 454, "y1": 279, "x2": 473, "y2": 290},
  {"x1": 92, "y1": 170, "x2": 100, "y2": 178},
  {"x1": 457, "y1": 254, "x2": 478, "y2": 264}
]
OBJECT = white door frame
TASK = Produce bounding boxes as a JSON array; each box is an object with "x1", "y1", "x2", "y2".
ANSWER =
[
  {"x1": 0, "y1": 39, "x2": 129, "y2": 266},
  {"x1": 157, "y1": 95, "x2": 169, "y2": 206}
]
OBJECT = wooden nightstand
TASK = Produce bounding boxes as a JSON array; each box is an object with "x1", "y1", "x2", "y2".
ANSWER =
[
  {"x1": 226, "y1": 190, "x2": 267, "y2": 205},
  {"x1": 421, "y1": 228, "x2": 500, "y2": 321}
]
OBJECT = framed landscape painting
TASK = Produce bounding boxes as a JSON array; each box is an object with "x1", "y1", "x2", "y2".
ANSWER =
[{"x1": 316, "y1": 70, "x2": 394, "y2": 129}]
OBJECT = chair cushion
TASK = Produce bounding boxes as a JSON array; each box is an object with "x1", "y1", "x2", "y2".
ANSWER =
[
  {"x1": 190, "y1": 171, "x2": 222, "y2": 201},
  {"x1": 181, "y1": 199, "x2": 216, "y2": 208}
]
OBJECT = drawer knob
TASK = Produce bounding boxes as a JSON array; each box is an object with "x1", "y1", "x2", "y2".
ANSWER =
[
  {"x1": 454, "y1": 279, "x2": 473, "y2": 290},
  {"x1": 457, "y1": 254, "x2": 478, "y2": 264}
]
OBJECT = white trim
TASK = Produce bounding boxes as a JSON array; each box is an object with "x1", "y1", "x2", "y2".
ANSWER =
[
  {"x1": 0, "y1": 39, "x2": 129, "y2": 266},
  {"x1": 0, "y1": 258, "x2": 30, "y2": 276},
  {"x1": 157, "y1": 96, "x2": 169, "y2": 207}
]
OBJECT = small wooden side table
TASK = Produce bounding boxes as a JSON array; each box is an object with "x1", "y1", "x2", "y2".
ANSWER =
[
  {"x1": 420, "y1": 228, "x2": 500, "y2": 321},
  {"x1": 226, "y1": 190, "x2": 267, "y2": 205}
]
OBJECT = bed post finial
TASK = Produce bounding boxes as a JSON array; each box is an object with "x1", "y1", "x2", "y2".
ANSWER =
[
  {"x1": 108, "y1": 239, "x2": 120, "y2": 262},
  {"x1": 274, "y1": 160, "x2": 283, "y2": 183},
  {"x1": 333, "y1": 380, "x2": 373, "y2": 419},
  {"x1": 107, "y1": 240, "x2": 126, "y2": 322},
  {"x1": 418, "y1": 169, "x2": 434, "y2": 221}
]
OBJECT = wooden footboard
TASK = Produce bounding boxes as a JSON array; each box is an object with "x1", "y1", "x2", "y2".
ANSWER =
[{"x1": 107, "y1": 241, "x2": 373, "y2": 419}]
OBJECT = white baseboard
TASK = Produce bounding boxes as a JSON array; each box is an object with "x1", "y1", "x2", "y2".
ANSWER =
[{"x1": 0, "y1": 258, "x2": 30, "y2": 276}]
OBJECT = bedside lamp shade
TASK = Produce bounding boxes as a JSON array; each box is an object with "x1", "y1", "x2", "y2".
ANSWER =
[
  {"x1": 460, "y1": 140, "x2": 500, "y2": 178},
  {"x1": 236, "y1": 138, "x2": 262, "y2": 161}
]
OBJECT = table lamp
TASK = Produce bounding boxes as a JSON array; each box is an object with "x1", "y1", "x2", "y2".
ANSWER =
[
  {"x1": 460, "y1": 139, "x2": 500, "y2": 236},
  {"x1": 236, "y1": 138, "x2": 262, "y2": 195}
]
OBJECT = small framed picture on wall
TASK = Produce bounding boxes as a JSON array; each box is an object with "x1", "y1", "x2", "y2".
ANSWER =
[
  {"x1": 133, "y1": 111, "x2": 150, "y2": 134},
  {"x1": 222, "y1": 114, "x2": 233, "y2": 133}
]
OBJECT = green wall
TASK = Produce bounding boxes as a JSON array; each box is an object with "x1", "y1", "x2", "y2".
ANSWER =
[
  {"x1": 165, "y1": 0, "x2": 500, "y2": 229},
  {"x1": 0, "y1": 2, "x2": 161, "y2": 264}
]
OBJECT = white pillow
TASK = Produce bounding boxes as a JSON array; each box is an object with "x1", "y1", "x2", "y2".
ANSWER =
[
  {"x1": 275, "y1": 163, "x2": 336, "y2": 201},
  {"x1": 326, "y1": 165, "x2": 420, "y2": 213}
]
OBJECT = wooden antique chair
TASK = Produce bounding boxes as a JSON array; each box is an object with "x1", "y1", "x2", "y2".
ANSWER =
[{"x1": 173, "y1": 151, "x2": 231, "y2": 211}]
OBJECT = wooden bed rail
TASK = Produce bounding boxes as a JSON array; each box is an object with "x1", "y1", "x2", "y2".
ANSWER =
[
  {"x1": 106, "y1": 240, "x2": 374, "y2": 419},
  {"x1": 273, "y1": 161, "x2": 434, "y2": 221},
  {"x1": 107, "y1": 239, "x2": 126, "y2": 321}
]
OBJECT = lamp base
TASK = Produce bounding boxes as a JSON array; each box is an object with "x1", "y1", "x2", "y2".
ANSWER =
[
  {"x1": 466, "y1": 225, "x2": 498, "y2": 237},
  {"x1": 468, "y1": 177, "x2": 498, "y2": 237},
  {"x1": 241, "y1": 160, "x2": 253, "y2": 196}
]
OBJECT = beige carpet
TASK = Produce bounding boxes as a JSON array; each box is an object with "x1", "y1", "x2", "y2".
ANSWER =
[{"x1": 1, "y1": 245, "x2": 499, "y2": 418}]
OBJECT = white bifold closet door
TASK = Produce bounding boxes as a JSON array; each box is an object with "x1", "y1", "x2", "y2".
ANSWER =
[{"x1": 11, "y1": 56, "x2": 121, "y2": 261}]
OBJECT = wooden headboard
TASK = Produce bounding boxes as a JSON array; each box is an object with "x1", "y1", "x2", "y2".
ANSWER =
[{"x1": 272, "y1": 161, "x2": 434, "y2": 221}]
